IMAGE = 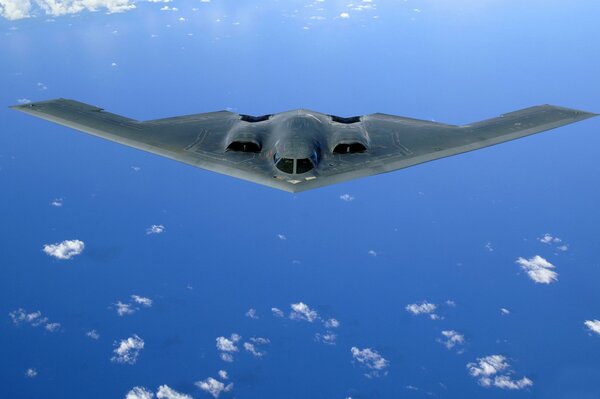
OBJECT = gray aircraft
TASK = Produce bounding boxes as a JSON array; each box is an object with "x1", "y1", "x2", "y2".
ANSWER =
[{"x1": 11, "y1": 99, "x2": 596, "y2": 192}]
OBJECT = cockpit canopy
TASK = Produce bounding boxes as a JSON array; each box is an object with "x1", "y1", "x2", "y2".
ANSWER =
[{"x1": 274, "y1": 152, "x2": 318, "y2": 175}]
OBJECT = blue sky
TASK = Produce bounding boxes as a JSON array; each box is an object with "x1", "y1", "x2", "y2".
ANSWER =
[{"x1": 1, "y1": 1, "x2": 599, "y2": 398}]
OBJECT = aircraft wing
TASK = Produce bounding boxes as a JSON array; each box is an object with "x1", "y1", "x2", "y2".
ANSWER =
[
  {"x1": 295, "y1": 105, "x2": 597, "y2": 191},
  {"x1": 10, "y1": 98, "x2": 295, "y2": 191}
]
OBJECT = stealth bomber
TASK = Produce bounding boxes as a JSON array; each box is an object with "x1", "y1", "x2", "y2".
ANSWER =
[{"x1": 11, "y1": 99, "x2": 596, "y2": 192}]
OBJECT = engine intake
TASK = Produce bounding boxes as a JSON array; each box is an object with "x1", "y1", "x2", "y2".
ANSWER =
[{"x1": 333, "y1": 142, "x2": 367, "y2": 154}]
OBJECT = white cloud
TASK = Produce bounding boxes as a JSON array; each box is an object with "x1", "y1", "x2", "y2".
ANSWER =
[
  {"x1": 220, "y1": 353, "x2": 233, "y2": 362},
  {"x1": 277, "y1": 234, "x2": 287, "y2": 240},
  {"x1": 468, "y1": 355, "x2": 509, "y2": 377},
  {"x1": 0, "y1": 0, "x2": 32, "y2": 20},
  {"x1": 10, "y1": 309, "x2": 47, "y2": 327},
  {"x1": 43, "y1": 239, "x2": 84, "y2": 260},
  {"x1": 17, "y1": 98, "x2": 32, "y2": 104},
  {"x1": 271, "y1": 307, "x2": 284, "y2": 317},
  {"x1": 250, "y1": 337, "x2": 270, "y2": 345},
  {"x1": 585, "y1": 320, "x2": 600, "y2": 335},
  {"x1": 339, "y1": 12, "x2": 349, "y2": 18},
  {"x1": 351, "y1": 347, "x2": 389, "y2": 378},
  {"x1": 315, "y1": 332, "x2": 337, "y2": 345},
  {"x1": 368, "y1": 250, "x2": 377, "y2": 257},
  {"x1": 38, "y1": 0, "x2": 134, "y2": 16},
  {"x1": 539, "y1": 233, "x2": 561, "y2": 244},
  {"x1": 324, "y1": 318, "x2": 340, "y2": 328},
  {"x1": 485, "y1": 242, "x2": 494, "y2": 252},
  {"x1": 45, "y1": 322, "x2": 61, "y2": 332},
  {"x1": 1, "y1": 0, "x2": 136, "y2": 20},
  {"x1": 467, "y1": 355, "x2": 532, "y2": 390},
  {"x1": 439, "y1": 330, "x2": 464, "y2": 350},
  {"x1": 126, "y1": 387, "x2": 154, "y2": 399},
  {"x1": 245, "y1": 308, "x2": 258, "y2": 319},
  {"x1": 243, "y1": 342, "x2": 264, "y2": 357},
  {"x1": 405, "y1": 302, "x2": 439, "y2": 319},
  {"x1": 216, "y1": 334, "x2": 240, "y2": 353},
  {"x1": 115, "y1": 301, "x2": 135, "y2": 316},
  {"x1": 131, "y1": 295, "x2": 152, "y2": 307},
  {"x1": 111, "y1": 335, "x2": 144, "y2": 365},
  {"x1": 146, "y1": 225, "x2": 165, "y2": 235},
  {"x1": 195, "y1": 377, "x2": 233, "y2": 398},
  {"x1": 218, "y1": 370, "x2": 228, "y2": 380},
  {"x1": 500, "y1": 308, "x2": 510, "y2": 316},
  {"x1": 50, "y1": 198, "x2": 63, "y2": 207},
  {"x1": 289, "y1": 302, "x2": 319, "y2": 322},
  {"x1": 516, "y1": 256, "x2": 558, "y2": 284},
  {"x1": 339, "y1": 193, "x2": 354, "y2": 201},
  {"x1": 156, "y1": 385, "x2": 192, "y2": 399},
  {"x1": 86, "y1": 329, "x2": 100, "y2": 339},
  {"x1": 9, "y1": 308, "x2": 60, "y2": 332},
  {"x1": 488, "y1": 375, "x2": 533, "y2": 390},
  {"x1": 25, "y1": 368, "x2": 37, "y2": 378}
]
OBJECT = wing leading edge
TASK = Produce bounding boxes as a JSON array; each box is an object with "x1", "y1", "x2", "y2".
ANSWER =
[
  {"x1": 10, "y1": 99, "x2": 597, "y2": 192},
  {"x1": 293, "y1": 104, "x2": 597, "y2": 191}
]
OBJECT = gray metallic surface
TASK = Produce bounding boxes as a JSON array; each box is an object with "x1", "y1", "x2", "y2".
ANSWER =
[{"x1": 10, "y1": 99, "x2": 597, "y2": 192}]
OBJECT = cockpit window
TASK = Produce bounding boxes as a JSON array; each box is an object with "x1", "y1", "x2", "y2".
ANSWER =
[
  {"x1": 275, "y1": 157, "x2": 294, "y2": 174},
  {"x1": 296, "y1": 158, "x2": 314, "y2": 174}
]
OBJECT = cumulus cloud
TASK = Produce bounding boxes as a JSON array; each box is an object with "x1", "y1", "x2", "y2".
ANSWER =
[
  {"x1": 0, "y1": 0, "x2": 32, "y2": 20},
  {"x1": 1, "y1": 0, "x2": 135, "y2": 20},
  {"x1": 368, "y1": 249, "x2": 377, "y2": 257},
  {"x1": 126, "y1": 387, "x2": 154, "y2": 399},
  {"x1": 115, "y1": 301, "x2": 135, "y2": 316},
  {"x1": 9, "y1": 308, "x2": 60, "y2": 332},
  {"x1": 467, "y1": 355, "x2": 532, "y2": 390},
  {"x1": 86, "y1": 329, "x2": 100, "y2": 339},
  {"x1": 405, "y1": 302, "x2": 439, "y2": 319},
  {"x1": 10, "y1": 309, "x2": 47, "y2": 327},
  {"x1": 539, "y1": 233, "x2": 561, "y2": 244},
  {"x1": 351, "y1": 347, "x2": 389, "y2": 378},
  {"x1": 289, "y1": 302, "x2": 319, "y2": 322},
  {"x1": 243, "y1": 342, "x2": 264, "y2": 357},
  {"x1": 45, "y1": 322, "x2": 61, "y2": 332},
  {"x1": 195, "y1": 377, "x2": 233, "y2": 398},
  {"x1": 277, "y1": 234, "x2": 286, "y2": 240},
  {"x1": 218, "y1": 370, "x2": 228, "y2": 380},
  {"x1": 315, "y1": 332, "x2": 337, "y2": 345},
  {"x1": 146, "y1": 225, "x2": 165, "y2": 235},
  {"x1": 131, "y1": 295, "x2": 152, "y2": 307},
  {"x1": 339, "y1": 12, "x2": 349, "y2": 18},
  {"x1": 216, "y1": 334, "x2": 240, "y2": 362},
  {"x1": 245, "y1": 308, "x2": 258, "y2": 319},
  {"x1": 43, "y1": 239, "x2": 84, "y2": 260},
  {"x1": 250, "y1": 337, "x2": 270, "y2": 345},
  {"x1": 25, "y1": 368, "x2": 37, "y2": 378},
  {"x1": 216, "y1": 334, "x2": 240, "y2": 352},
  {"x1": 339, "y1": 193, "x2": 354, "y2": 201},
  {"x1": 438, "y1": 330, "x2": 464, "y2": 350},
  {"x1": 271, "y1": 307, "x2": 284, "y2": 317},
  {"x1": 111, "y1": 335, "x2": 144, "y2": 365},
  {"x1": 50, "y1": 198, "x2": 63, "y2": 207},
  {"x1": 241, "y1": 337, "x2": 269, "y2": 357},
  {"x1": 516, "y1": 256, "x2": 558, "y2": 284},
  {"x1": 324, "y1": 318, "x2": 340, "y2": 328},
  {"x1": 156, "y1": 385, "x2": 192, "y2": 399},
  {"x1": 585, "y1": 320, "x2": 600, "y2": 335}
]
